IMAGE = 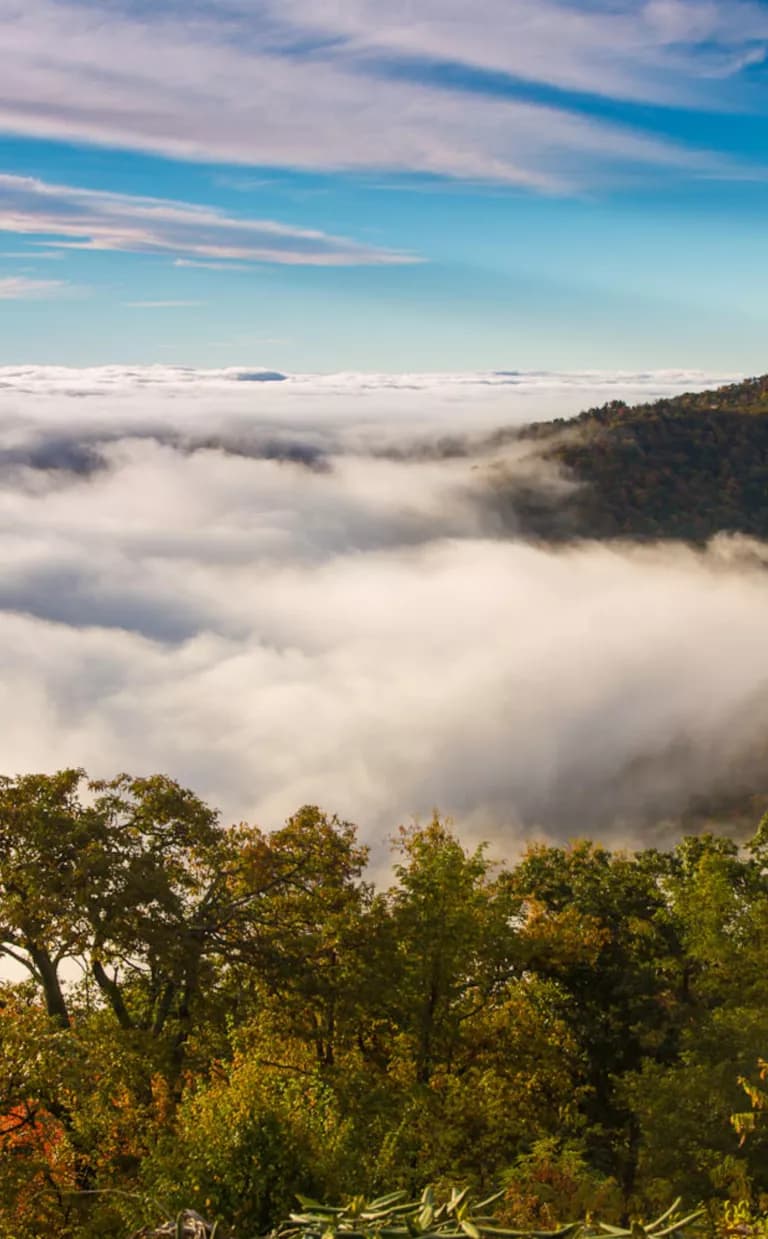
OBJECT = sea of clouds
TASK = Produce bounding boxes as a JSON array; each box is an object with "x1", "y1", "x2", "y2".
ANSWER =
[{"x1": 1, "y1": 363, "x2": 766, "y2": 857}]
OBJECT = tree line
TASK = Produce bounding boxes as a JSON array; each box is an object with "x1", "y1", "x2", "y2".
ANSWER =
[
  {"x1": 2, "y1": 769, "x2": 768, "y2": 1237},
  {"x1": 513, "y1": 374, "x2": 768, "y2": 542}
]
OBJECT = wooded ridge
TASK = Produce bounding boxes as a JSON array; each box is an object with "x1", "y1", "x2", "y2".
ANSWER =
[{"x1": 506, "y1": 375, "x2": 768, "y2": 541}]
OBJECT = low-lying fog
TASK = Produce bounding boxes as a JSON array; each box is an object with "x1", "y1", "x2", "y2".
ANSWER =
[{"x1": 0, "y1": 364, "x2": 762, "y2": 852}]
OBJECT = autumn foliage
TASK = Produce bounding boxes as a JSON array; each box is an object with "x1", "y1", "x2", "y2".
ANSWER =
[{"x1": 3, "y1": 772, "x2": 768, "y2": 1235}]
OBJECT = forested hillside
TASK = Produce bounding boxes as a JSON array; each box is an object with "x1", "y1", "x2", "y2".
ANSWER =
[
  {"x1": 513, "y1": 375, "x2": 768, "y2": 541},
  {"x1": 3, "y1": 771, "x2": 768, "y2": 1237}
]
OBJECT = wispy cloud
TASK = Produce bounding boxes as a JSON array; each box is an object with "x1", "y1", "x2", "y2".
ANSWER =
[
  {"x1": 124, "y1": 300, "x2": 204, "y2": 309},
  {"x1": 0, "y1": 0, "x2": 757, "y2": 189},
  {"x1": 174, "y1": 259, "x2": 251, "y2": 272},
  {"x1": 0, "y1": 275, "x2": 73, "y2": 299},
  {"x1": 0, "y1": 250, "x2": 64, "y2": 260},
  {"x1": 0, "y1": 174, "x2": 418, "y2": 266},
  {"x1": 273, "y1": 0, "x2": 768, "y2": 105}
]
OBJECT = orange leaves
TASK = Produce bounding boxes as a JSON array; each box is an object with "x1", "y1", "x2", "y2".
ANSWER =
[
  {"x1": 0, "y1": 1100, "x2": 68, "y2": 1163},
  {"x1": 0, "y1": 1099, "x2": 75, "y2": 1230}
]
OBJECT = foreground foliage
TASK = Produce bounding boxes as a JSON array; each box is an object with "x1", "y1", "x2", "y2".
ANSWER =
[
  {"x1": 272, "y1": 1187, "x2": 703, "y2": 1239},
  {"x1": 4, "y1": 770, "x2": 768, "y2": 1235}
]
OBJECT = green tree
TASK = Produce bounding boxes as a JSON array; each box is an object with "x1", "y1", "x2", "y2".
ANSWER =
[
  {"x1": 387, "y1": 818, "x2": 520, "y2": 1086},
  {"x1": 0, "y1": 769, "x2": 223, "y2": 1053},
  {"x1": 509, "y1": 841, "x2": 686, "y2": 1203}
]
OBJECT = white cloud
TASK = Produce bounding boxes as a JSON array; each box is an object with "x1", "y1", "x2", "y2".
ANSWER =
[
  {"x1": 0, "y1": 0, "x2": 752, "y2": 189},
  {"x1": 0, "y1": 364, "x2": 762, "y2": 852},
  {"x1": 273, "y1": 0, "x2": 768, "y2": 103},
  {"x1": 0, "y1": 274, "x2": 72, "y2": 298},
  {"x1": 0, "y1": 364, "x2": 738, "y2": 442},
  {"x1": 124, "y1": 300, "x2": 204, "y2": 308},
  {"x1": 0, "y1": 250, "x2": 64, "y2": 259},
  {"x1": 0, "y1": 174, "x2": 416, "y2": 266},
  {"x1": 174, "y1": 259, "x2": 251, "y2": 271}
]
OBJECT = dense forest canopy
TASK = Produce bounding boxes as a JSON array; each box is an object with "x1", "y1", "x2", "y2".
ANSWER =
[
  {"x1": 3, "y1": 770, "x2": 768, "y2": 1237},
  {"x1": 507, "y1": 375, "x2": 768, "y2": 542}
]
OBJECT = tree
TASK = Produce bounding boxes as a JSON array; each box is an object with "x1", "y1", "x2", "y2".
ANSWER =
[
  {"x1": 0, "y1": 769, "x2": 224, "y2": 1060},
  {"x1": 220, "y1": 806, "x2": 379, "y2": 1069},
  {"x1": 387, "y1": 817, "x2": 520, "y2": 1085},
  {"x1": 508, "y1": 841, "x2": 686, "y2": 1203}
]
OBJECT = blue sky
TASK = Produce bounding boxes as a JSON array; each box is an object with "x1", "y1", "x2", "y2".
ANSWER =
[{"x1": 1, "y1": 0, "x2": 768, "y2": 370}]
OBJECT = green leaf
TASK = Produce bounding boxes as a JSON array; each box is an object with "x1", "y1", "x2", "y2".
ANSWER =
[
  {"x1": 653, "y1": 1212, "x2": 705, "y2": 1237},
  {"x1": 474, "y1": 1192, "x2": 506, "y2": 1213},
  {"x1": 647, "y1": 1200, "x2": 682, "y2": 1232},
  {"x1": 481, "y1": 1227, "x2": 581, "y2": 1239},
  {"x1": 296, "y1": 1203, "x2": 344, "y2": 1217},
  {"x1": 450, "y1": 1189, "x2": 470, "y2": 1215},
  {"x1": 370, "y1": 1194, "x2": 411, "y2": 1212},
  {"x1": 420, "y1": 1206, "x2": 435, "y2": 1231}
]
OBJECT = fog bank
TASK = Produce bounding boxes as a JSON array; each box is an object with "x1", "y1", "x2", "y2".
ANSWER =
[{"x1": 0, "y1": 364, "x2": 761, "y2": 851}]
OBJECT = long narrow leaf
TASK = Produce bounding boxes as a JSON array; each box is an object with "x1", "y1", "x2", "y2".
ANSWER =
[
  {"x1": 369, "y1": 1194, "x2": 411, "y2": 1212},
  {"x1": 296, "y1": 1200, "x2": 345, "y2": 1216},
  {"x1": 647, "y1": 1200, "x2": 682, "y2": 1232},
  {"x1": 474, "y1": 1193, "x2": 507, "y2": 1213},
  {"x1": 653, "y1": 1212, "x2": 706, "y2": 1237}
]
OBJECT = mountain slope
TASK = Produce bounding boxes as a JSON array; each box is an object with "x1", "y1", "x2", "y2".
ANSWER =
[{"x1": 516, "y1": 374, "x2": 768, "y2": 541}]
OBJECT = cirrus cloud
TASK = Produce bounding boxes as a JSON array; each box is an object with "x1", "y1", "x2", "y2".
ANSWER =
[
  {"x1": 0, "y1": 174, "x2": 418, "y2": 266},
  {"x1": 0, "y1": 274, "x2": 74, "y2": 298},
  {"x1": 0, "y1": 0, "x2": 759, "y2": 190}
]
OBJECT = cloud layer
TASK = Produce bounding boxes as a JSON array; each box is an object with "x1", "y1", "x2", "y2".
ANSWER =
[
  {"x1": 0, "y1": 275, "x2": 71, "y2": 298},
  {"x1": 2, "y1": 364, "x2": 767, "y2": 853},
  {"x1": 0, "y1": 0, "x2": 762, "y2": 188},
  {"x1": 0, "y1": 174, "x2": 414, "y2": 266}
]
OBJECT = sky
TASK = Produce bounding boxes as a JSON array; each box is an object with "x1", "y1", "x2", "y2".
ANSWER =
[{"x1": 0, "y1": 0, "x2": 767, "y2": 370}]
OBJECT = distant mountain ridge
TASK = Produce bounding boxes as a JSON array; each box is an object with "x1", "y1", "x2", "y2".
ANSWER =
[{"x1": 513, "y1": 374, "x2": 768, "y2": 542}]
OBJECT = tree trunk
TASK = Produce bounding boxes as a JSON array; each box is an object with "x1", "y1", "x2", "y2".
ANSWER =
[
  {"x1": 28, "y1": 945, "x2": 69, "y2": 1028},
  {"x1": 91, "y1": 959, "x2": 135, "y2": 1030}
]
